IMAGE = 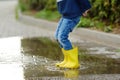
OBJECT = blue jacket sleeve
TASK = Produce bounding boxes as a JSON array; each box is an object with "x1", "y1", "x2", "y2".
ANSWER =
[{"x1": 77, "y1": 0, "x2": 91, "y2": 13}]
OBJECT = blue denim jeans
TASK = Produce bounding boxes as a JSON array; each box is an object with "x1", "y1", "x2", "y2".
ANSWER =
[{"x1": 55, "y1": 17, "x2": 80, "y2": 50}]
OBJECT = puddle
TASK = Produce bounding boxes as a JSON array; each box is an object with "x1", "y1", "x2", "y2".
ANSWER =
[{"x1": 0, "y1": 37, "x2": 120, "y2": 80}]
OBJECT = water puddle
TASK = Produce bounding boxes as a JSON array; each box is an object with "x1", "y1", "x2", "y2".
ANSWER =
[{"x1": 0, "y1": 37, "x2": 120, "y2": 80}]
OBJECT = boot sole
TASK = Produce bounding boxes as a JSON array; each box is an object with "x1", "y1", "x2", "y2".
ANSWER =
[{"x1": 59, "y1": 66, "x2": 80, "y2": 70}]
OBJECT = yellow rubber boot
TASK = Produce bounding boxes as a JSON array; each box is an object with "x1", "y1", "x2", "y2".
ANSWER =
[
  {"x1": 56, "y1": 48, "x2": 68, "y2": 67},
  {"x1": 60, "y1": 47, "x2": 80, "y2": 69}
]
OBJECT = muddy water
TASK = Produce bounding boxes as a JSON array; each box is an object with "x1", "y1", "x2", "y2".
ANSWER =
[{"x1": 0, "y1": 37, "x2": 120, "y2": 80}]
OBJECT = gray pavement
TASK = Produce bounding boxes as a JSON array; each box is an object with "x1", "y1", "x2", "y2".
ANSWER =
[
  {"x1": 0, "y1": 0, "x2": 120, "y2": 80},
  {"x1": 0, "y1": 1, "x2": 54, "y2": 38}
]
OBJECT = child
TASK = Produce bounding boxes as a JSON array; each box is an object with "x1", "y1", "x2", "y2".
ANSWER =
[{"x1": 55, "y1": 0, "x2": 91, "y2": 69}]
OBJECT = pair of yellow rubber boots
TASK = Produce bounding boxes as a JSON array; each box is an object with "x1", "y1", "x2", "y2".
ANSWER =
[{"x1": 56, "y1": 47, "x2": 80, "y2": 69}]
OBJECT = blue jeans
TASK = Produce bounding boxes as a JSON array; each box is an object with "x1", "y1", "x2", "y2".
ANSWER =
[{"x1": 55, "y1": 17, "x2": 80, "y2": 50}]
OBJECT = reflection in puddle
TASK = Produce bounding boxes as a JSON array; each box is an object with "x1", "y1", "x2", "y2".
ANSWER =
[
  {"x1": 0, "y1": 37, "x2": 120, "y2": 80},
  {"x1": 88, "y1": 47, "x2": 120, "y2": 58},
  {"x1": 64, "y1": 69, "x2": 79, "y2": 80}
]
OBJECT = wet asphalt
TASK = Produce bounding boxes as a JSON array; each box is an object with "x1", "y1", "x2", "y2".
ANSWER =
[{"x1": 0, "y1": 0, "x2": 120, "y2": 80}]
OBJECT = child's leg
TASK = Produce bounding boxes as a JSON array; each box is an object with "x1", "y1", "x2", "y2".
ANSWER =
[
  {"x1": 55, "y1": 18, "x2": 63, "y2": 48},
  {"x1": 55, "y1": 17, "x2": 80, "y2": 68},
  {"x1": 57, "y1": 17, "x2": 80, "y2": 50}
]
